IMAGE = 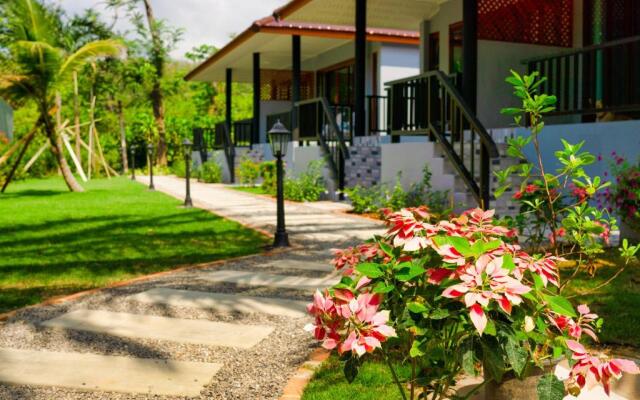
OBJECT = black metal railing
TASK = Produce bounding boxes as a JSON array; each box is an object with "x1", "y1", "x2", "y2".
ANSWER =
[
  {"x1": 214, "y1": 121, "x2": 236, "y2": 182},
  {"x1": 523, "y1": 35, "x2": 640, "y2": 116},
  {"x1": 232, "y1": 119, "x2": 253, "y2": 148},
  {"x1": 367, "y1": 95, "x2": 388, "y2": 135},
  {"x1": 296, "y1": 97, "x2": 350, "y2": 193},
  {"x1": 386, "y1": 71, "x2": 499, "y2": 208},
  {"x1": 266, "y1": 110, "x2": 292, "y2": 133}
]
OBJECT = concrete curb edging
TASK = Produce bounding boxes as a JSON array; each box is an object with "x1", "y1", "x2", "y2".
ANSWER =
[{"x1": 279, "y1": 348, "x2": 331, "y2": 400}]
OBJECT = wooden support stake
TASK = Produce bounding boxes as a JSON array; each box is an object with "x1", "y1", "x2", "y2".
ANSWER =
[
  {"x1": 22, "y1": 142, "x2": 50, "y2": 173},
  {"x1": 93, "y1": 125, "x2": 111, "y2": 178},
  {"x1": 2, "y1": 130, "x2": 36, "y2": 193},
  {"x1": 61, "y1": 133, "x2": 88, "y2": 182},
  {"x1": 0, "y1": 126, "x2": 37, "y2": 167}
]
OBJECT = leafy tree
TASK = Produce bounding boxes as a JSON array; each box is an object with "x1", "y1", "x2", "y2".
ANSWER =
[{"x1": 0, "y1": 0, "x2": 122, "y2": 191}]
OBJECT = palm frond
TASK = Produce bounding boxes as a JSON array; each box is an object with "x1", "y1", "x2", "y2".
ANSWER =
[{"x1": 58, "y1": 39, "x2": 124, "y2": 78}]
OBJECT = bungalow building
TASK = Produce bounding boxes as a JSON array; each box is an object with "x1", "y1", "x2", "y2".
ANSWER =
[{"x1": 187, "y1": 0, "x2": 640, "y2": 213}]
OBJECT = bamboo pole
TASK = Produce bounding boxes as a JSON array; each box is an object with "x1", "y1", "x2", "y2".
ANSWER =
[
  {"x1": 2, "y1": 130, "x2": 36, "y2": 193},
  {"x1": 0, "y1": 125, "x2": 37, "y2": 167},
  {"x1": 73, "y1": 70, "x2": 81, "y2": 159},
  {"x1": 61, "y1": 133, "x2": 88, "y2": 182},
  {"x1": 93, "y1": 124, "x2": 111, "y2": 178},
  {"x1": 22, "y1": 142, "x2": 49, "y2": 173},
  {"x1": 87, "y1": 96, "x2": 96, "y2": 179}
]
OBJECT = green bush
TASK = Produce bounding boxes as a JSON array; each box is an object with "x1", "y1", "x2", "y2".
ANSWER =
[
  {"x1": 197, "y1": 160, "x2": 223, "y2": 183},
  {"x1": 345, "y1": 164, "x2": 449, "y2": 216},
  {"x1": 170, "y1": 160, "x2": 187, "y2": 178},
  {"x1": 259, "y1": 160, "x2": 277, "y2": 193},
  {"x1": 283, "y1": 159, "x2": 326, "y2": 202},
  {"x1": 237, "y1": 157, "x2": 260, "y2": 185}
]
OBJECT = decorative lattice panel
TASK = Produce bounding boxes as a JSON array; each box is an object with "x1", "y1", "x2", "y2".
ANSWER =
[
  {"x1": 260, "y1": 69, "x2": 315, "y2": 101},
  {"x1": 478, "y1": 0, "x2": 573, "y2": 47}
]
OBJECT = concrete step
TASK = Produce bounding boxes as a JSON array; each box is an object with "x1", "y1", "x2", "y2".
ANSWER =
[
  {"x1": 201, "y1": 270, "x2": 339, "y2": 291},
  {"x1": 0, "y1": 347, "x2": 221, "y2": 396},
  {"x1": 42, "y1": 309, "x2": 274, "y2": 349},
  {"x1": 129, "y1": 288, "x2": 309, "y2": 318}
]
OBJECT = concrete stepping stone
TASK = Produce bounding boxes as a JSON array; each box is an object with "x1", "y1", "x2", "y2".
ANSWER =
[
  {"x1": 41, "y1": 309, "x2": 273, "y2": 349},
  {"x1": 129, "y1": 288, "x2": 309, "y2": 318},
  {"x1": 0, "y1": 347, "x2": 221, "y2": 396},
  {"x1": 201, "y1": 270, "x2": 339, "y2": 291},
  {"x1": 258, "y1": 258, "x2": 333, "y2": 272}
]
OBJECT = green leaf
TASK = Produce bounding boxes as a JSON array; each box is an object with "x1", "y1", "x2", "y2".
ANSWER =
[
  {"x1": 532, "y1": 273, "x2": 544, "y2": 291},
  {"x1": 505, "y1": 336, "x2": 528, "y2": 377},
  {"x1": 407, "y1": 302, "x2": 429, "y2": 314},
  {"x1": 543, "y1": 294, "x2": 577, "y2": 318},
  {"x1": 446, "y1": 236, "x2": 472, "y2": 257},
  {"x1": 379, "y1": 241, "x2": 394, "y2": 257},
  {"x1": 344, "y1": 357, "x2": 360, "y2": 383},
  {"x1": 372, "y1": 282, "x2": 394, "y2": 294},
  {"x1": 410, "y1": 339, "x2": 425, "y2": 357},
  {"x1": 356, "y1": 263, "x2": 384, "y2": 278},
  {"x1": 502, "y1": 254, "x2": 516, "y2": 272},
  {"x1": 429, "y1": 308, "x2": 450, "y2": 320},
  {"x1": 396, "y1": 263, "x2": 426, "y2": 282},
  {"x1": 484, "y1": 320, "x2": 497, "y2": 336},
  {"x1": 536, "y1": 374, "x2": 565, "y2": 400},
  {"x1": 482, "y1": 339, "x2": 505, "y2": 383},
  {"x1": 462, "y1": 349, "x2": 477, "y2": 376}
]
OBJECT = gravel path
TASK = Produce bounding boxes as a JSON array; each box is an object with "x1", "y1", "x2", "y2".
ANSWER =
[{"x1": 0, "y1": 178, "x2": 384, "y2": 399}]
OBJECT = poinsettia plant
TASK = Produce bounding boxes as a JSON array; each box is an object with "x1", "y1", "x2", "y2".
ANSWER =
[
  {"x1": 494, "y1": 71, "x2": 634, "y2": 283},
  {"x1": 306, "y1": 207, "x2": 639, "y2": 400}
]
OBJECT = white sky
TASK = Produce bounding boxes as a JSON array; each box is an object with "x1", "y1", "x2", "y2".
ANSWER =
[{"x1": 55, "y1": 0, "x2": 289, "y2": 59}]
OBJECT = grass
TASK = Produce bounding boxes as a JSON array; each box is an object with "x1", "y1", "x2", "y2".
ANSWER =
[
  {"x1": 0, "y1": 177, "x2": 269, "y2": 313},
  {"x1": 231, "y1": 185, "x2": 271, "y2": 196},
  {"x1": 561, "y1": 249, "x2": 640, "y2": 347},
  {"x1": 302, "y1": 355, "x2": 410, "y2": 400}
]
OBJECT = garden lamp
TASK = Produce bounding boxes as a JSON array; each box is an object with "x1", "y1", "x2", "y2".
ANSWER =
[
  {"x1": 268, "y1": 120, "x2": 291, "y2": 247},
  {"x1": 130, "y1": 144, "x2": 137, "y2": 181},
  {"x1": 183, "y1": 138, "x2": 193, "y2": 207},
  {"x1": 147, "y1": 142, "x2": 155, "y2": 190},
  {"x1": 269, "y1": 120, "x2": 291, "y2": 247}
]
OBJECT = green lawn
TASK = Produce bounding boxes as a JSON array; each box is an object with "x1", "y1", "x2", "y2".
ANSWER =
[
  {"x1": 0, "y1": 177, "x2": 269, "y2": 313},
  {"x1": 302, "y1": 356, "x2": 410, "y2": 400}
]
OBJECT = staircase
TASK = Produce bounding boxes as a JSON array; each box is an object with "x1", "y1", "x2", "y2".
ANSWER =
[
  {"x1": 386, "y1": 71, "x2": 500, "y2": 209},
  {"x1": 296, "y1": 97, "x2": 351, "y2": 199}
]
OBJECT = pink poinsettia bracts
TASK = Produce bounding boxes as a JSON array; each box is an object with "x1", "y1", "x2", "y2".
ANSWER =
[
  {"x1": 514, "y1": 252, "x2": 561, "y2": 287},
  {"x1": 552, "y1": 304, "x2": 599, "y2": 341},
  {"x1": 305, "y1": 291, "x2": 396, "y2": 357},
  {"x1": 384, "y1": 207, "x2": 438, "y2": 251},
  {"x1": 567, "y1": 340, "x2": 639, "y2": 395},
  {"x1": 442, "y1": 255, "x2": 531, "y2": 335}
]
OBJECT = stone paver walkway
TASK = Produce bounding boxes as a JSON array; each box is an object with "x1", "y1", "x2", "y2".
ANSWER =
[{"x1": 0, "y1": 176, "x2": 383, "y2": 399}]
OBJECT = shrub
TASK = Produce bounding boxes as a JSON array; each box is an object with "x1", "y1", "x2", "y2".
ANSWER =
[
  {"x1": 305, "y1": 207, "x2": 640, "y2": 400},
  {"x1": 345, "y1": 165, "x2": 449, "y2": 216},
  {"x1": 170, "y1": 160, "x2": 186, "y2": 178},
  {"x1": 237, "y1": 157, "x2": 261, "y2": 186},
  {"x1": 599, "y1": 155, "x2": 640, "y2": 229},
  {"x1": 283, "y1": 159, "x2": 325, "y2": 202},
  {"x1": 197, "y1": 160, "x2": 222, "y2": 183},
  {"x1": 259, "y1": 160, "x2": 277, "y2": 193}
]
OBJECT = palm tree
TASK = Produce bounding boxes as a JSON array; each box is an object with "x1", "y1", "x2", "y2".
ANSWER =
[{"x1": 0, "y1": 0, "x2": 123, "y2": 192}]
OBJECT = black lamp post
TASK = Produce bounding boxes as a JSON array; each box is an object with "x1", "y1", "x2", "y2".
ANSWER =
[
  {"x1": 268, "y1": 120, "x2": 291, "y2": 247},
  {"x1": 183, "y1": 138, "x2": 193, "y2": 207},
  {"x1": 130, "y1": 144, "x2": 136, "y2": 181},
  {"x1": 147, "y1": 143, "x2": 155, "y2": 190}
]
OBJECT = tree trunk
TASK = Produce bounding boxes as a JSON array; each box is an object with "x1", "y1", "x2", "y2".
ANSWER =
[
  {"x1": 43, "y1": 111, "x2": 84, "y2": 192},
  {"x1": 143, "y1": 0, "x2": 168, "y2": 166},
  {"x1": 118, "y1": 100, "x2": 129, "y2": 173}
]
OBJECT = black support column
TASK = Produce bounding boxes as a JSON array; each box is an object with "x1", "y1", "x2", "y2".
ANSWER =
[
  {"x1": 253, "y1": 52, "x2": 261, "y2": 145},
  {"x1": 291, "y1": 35, "x2": 301, "y2": 138},
  {"x1": 225, "y1": 68, "x2": 232, "y2": 136},
  {"x1": 354, "y1": 0, "x2": 366, "y2": 137}
]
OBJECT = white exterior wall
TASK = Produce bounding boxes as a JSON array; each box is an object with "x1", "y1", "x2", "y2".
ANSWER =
[
  {"x1": 378, "y1": 44, "x2": 421, "y2": 95},
  {"x1": 260, "y1": 100, "x2": 291, "y2": 143}
]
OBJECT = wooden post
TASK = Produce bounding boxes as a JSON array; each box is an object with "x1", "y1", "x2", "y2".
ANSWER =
[
  {"x1": 354, "y1": 0, "x2": 367, "y2": 137},
  {"x1": 2, "y1": 130, "x2": 36, "y2": 193},
  {"x1": 87, "y1": 96, "x2": 96, "y2": 179},
  {"x1": 252, "y1": 52, "x2": 261, "y2": 146},
  {"x1": 291, "y1": 35, "x2": 301, "y2": 138},
  {"x1": 73, "y1": 70, "x2": 81, "y2": 159},
  {"x1": 226, "y1": 68, "x2": 235, "y2": 183}
]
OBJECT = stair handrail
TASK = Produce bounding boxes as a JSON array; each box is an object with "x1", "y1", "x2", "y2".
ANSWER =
[
  {"x1": 295, "y1": 97, "x2": 350, "y2": 157},
  {"x1": 385, "y1": 71, "x2": 499, "y2": 208}
]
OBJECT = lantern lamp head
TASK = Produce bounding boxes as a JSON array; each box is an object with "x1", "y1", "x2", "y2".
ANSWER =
[{"x1": 268, "y1": 120, "x2": 291, "y2": 157}]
